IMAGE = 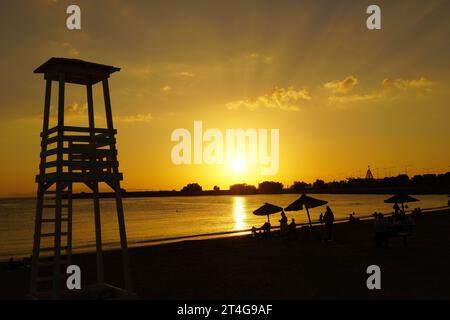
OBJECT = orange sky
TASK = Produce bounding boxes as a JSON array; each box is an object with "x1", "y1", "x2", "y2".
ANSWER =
[{"x1": 0, "y1": 0, "x2": 449, "y2": 196}]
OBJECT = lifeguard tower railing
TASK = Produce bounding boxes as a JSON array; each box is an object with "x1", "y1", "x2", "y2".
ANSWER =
[{"x1": 37, "y1": 125, "x2": 122, "y2": 183}]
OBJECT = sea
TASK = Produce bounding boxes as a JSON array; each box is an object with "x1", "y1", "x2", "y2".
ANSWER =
[{"x1": 0, "y1": 193, "x2": 448, "y2": 261}]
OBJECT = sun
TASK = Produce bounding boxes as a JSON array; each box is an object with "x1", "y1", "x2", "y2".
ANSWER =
[{"x1": 229, "y1": 159, "x2": 247, "y2": 173}]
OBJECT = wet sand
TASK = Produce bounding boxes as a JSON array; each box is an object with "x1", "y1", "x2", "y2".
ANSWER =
[{"x1": 1, "y1": 208, "x2": 450, "y2": 299}]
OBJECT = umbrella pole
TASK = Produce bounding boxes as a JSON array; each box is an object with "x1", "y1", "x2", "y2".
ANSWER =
[
  {"x1": 267, "y1": 215, "x2": 270, "y2": 224},
  {"x1": 306, "y1": 207, "x2": 312, "y2": 227}
]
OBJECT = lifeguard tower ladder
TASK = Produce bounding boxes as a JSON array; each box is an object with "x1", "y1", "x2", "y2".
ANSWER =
[{"x1": 30, "y1": 58, "x2": 132, "y2": 299}]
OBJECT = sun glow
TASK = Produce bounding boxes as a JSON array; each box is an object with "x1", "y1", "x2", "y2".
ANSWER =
[
  {"x1": 229, "y1": 159, "x2": 247, "y2": 173},
  {"x1": 232, "y1": 197, "x2": 246, "y2": 230}
]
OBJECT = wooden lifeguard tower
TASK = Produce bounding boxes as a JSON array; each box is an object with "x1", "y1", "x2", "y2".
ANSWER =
[{"x1": 30, "y1": 58, "x2": 132, "y2": 299}]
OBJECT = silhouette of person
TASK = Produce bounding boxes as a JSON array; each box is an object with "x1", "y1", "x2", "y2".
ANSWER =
[
  {"x1": 279, "y1": 211, "x2": 288, "y2": 236},
  {"x1": 251, "y1": 226, "x2": 257, "y2": 238},
  {"x1": 288, "y1": 218, "x2": 297, "y2": 241},
  {"x1": 393, "y1": 203, "x2": 400, "y2": 214},
  {"x1": 323, "y1": 206, "x2": 335, "y2": 241},
  {"x1": 319, "y1": 213, "x2": 323, "y2": 224},
  {"x1": 349, "y1": 212, "x2": 360, "y2": 224},
  {"x1": 262, "y1": 222, "x2": 271, "y2": 234},
  {"x1": 349, "y1": 213, "x2": 355, "y2": 223}
]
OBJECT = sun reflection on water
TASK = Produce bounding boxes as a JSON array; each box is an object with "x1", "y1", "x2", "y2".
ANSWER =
[{"x1": 232, "y1": 197, "x2": 246, "y2": 230}]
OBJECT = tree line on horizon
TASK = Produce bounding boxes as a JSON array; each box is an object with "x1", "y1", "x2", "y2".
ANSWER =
[{"x1": 179, "y1": 172, "x2": 450, "y2": 195}]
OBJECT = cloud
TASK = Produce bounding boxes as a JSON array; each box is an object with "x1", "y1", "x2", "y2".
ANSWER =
[
  {"x1": 227, "y1": 86, "x2": 311, "y2": 112},
  {"x1": 327, "y1": 76, "x2": 438, "y2": 105},
  {"x1": 114, "y1": 113, "x2": 153, "y2": 123},
  {"x1": 64, "y1": 103, "x2": 87, "y2": 116},
  {"x1": 328, "y1": 93, "x2": 383, "y2": 104},
  {"x1": 61, "y1": 42, "x2": 80, "y2": 57},
  {"x1": 324, "y1": 75, "x2": 358, "y2": 94},
  {"x1": 179, "y1": 71, "x2": 195, "y2": 77},
  {"x1": 162, "y1": 85, "x2": 172, "y2": 92},
  {"x1": 381, "y1": 77, "x2": 437, "y2": 90},
  {"x1": 247, "y1": 52, "x2": 274, "y2": 64}
]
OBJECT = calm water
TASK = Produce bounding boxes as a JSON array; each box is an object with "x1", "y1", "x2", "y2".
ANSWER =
[{"x1": 0, "y1": 194, "x2": 448, "y2": 261}]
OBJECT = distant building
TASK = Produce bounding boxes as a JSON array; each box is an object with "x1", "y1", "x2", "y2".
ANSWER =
[{"x1": 365, "y1": 166, "x2": 374, "y2": 180}]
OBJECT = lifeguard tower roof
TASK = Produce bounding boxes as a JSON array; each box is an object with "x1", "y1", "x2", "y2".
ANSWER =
[{"x1": 34, "y1": 57, "x2": 120, "y2": 85}]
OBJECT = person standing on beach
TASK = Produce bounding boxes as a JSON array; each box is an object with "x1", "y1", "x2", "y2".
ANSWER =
[
  {"x1": 323, "y1": 206, "x2": 335, "y2": 241},
  {"x1": 393, "y1": 203, "x2": 400, "y2": 215},
  {"x1": 279, "y1": 211, "x2": 288, "y2": 236},
  {"x1": 392, "y1": 203, "x2": 402, "y2": 222}
]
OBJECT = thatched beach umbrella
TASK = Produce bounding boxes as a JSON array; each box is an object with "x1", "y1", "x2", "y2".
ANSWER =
[
  {"x1": 384, "y1": 194, "x2": 419, "y2": 211},
  {"x1": 253, "y1": 202, "x2": 283, "y2": 224},
  {"x1": 285, "y1": 194, "x2": 328, "y2": 227}
]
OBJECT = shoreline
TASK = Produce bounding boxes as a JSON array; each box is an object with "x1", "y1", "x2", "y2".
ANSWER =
[
  {"x1": 1, "y1": 205, "x2": 447, "y2": 263},
  {"x1": 1, "y1": 190, "x2": 449, "y2": 201},
  {"x1": 1, "y1": 208, "x2": 450, "y2": 299}
]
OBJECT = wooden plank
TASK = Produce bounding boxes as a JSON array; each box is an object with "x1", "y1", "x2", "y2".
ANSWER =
[
  {"x1": 42, "y1": 80, "x2": 52, "y2": 133},
  {"x1": 30, "y1": 80, "x2": 53, "y2": 294},
  {"x1": 67, "y1": 183, "x2": 73, "y2": 266},
  {"x1": 41, "y1": 146, "x2": 116, "y2": 157},
  {"x1": 113, "y1": 180, "x2": 133, "y2": 291},
  {"x1": 45, "y1": 135, "x2": 115, "y2": 145},
  {"x1": 92, "y1": 182, "x2": 105, "y2": 284},
  {"x1": 87, "y1": 84, "x2": 95, "y2": 131},
  {"x1": 42, "y1": 204, "x2": 69, "y2": 208},
  {"x1": 44, "y1": 190, "x2": 69, "y2": 195},
  {"x1": 41, "y1": 161, "x2": 57, "y2": 168},
  {"x1": 67, "y1": 148, "x2": 117, "y2": 157},
  {"x1": 41, "y1": 148, "x2": 59, "y2": 157},
  {"x1": 42, "y1": 218, "x2": 68, "y2": 223},
  {"x1": 41, "y1": 126, "x2": 116, "y2": 137},
  {"x1": 43, "y1": 160, "x2": 119, "y2": 169},
  {"x1": 41, "y1": 232, "x2": 68, "y2": 238},
  {"x1": 53, "y1": 180, "x2": 64, "y2": 299},
  {"x1": 53, "y1": 72, "x2": 66, "y2": 299},
  {"x1": 36, "y1": 172, "x2": 123, "y2": 183},
  {"x1": 64, "y1": 126, "x2": 116, "y2": 134},
  {"x1": 29, "y1": 184, "x2": 45, "y2": 295},
  {"x1": 41, "y1": 147, "x2": 117, "y2": 157},
  {"x1": 103, "y1": 79, "x2": 115, "y2": 130},
  {"x1": 40, "y1": 126, "x2": 59, "y2": 137}
]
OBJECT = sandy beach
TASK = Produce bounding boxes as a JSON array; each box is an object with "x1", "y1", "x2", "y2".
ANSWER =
[{"x1": 1, "y1": 208, "x2": 449, "y2": 300}]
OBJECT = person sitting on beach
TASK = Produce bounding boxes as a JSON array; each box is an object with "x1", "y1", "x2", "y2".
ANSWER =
[
  {"x1": 251, "y1": 226, "x2": 258, "y2": 238},
  {"x1": 262, "y1": 222, "x2": 271, "y2": 234},
  {"x1": 411, "y1": 207, "x2": 422, "y2": 218},
  {"x1": 279, "y1": 211, "x2": 288, "y2": 236},
  {"x1": 323, "y1": 206, "x2": 335, "y2": 241},
  {"x1": 288, "y1": 218, "x2": 297, "y2": 241},
  {"x1": 348, "y1": 213, "x2": 360, "y2": 224}
]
